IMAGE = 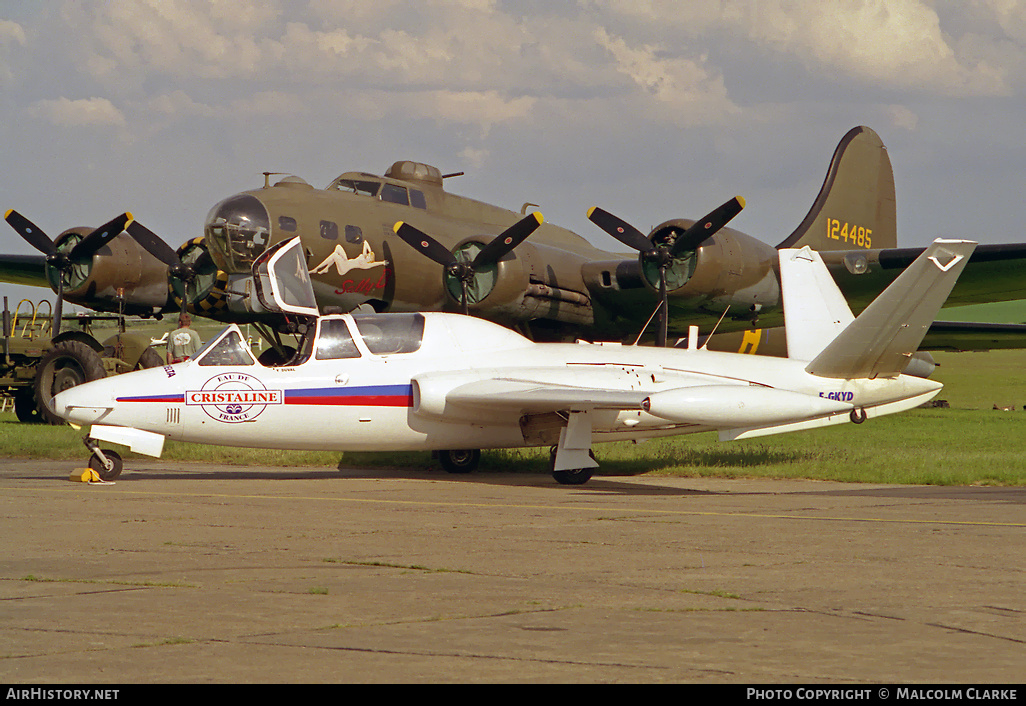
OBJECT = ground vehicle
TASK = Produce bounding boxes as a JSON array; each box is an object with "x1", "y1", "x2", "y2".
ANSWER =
[{"x1": 1, "y1": 297, "x2": 164, "y2": 424}]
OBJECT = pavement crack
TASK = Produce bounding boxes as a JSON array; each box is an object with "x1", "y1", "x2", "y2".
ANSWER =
[
  {"x1": 925, "y1": 622, "x2": 1026, "y2": 645},
  {"x1": 218, "y1": 636, "x2": 672, "y2": 672}
]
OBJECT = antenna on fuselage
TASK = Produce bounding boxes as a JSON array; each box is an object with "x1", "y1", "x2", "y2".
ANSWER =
[
  {"x1": 262, "y1": 172, "x2": 288, "y2": 188},
  {"x1": 630, "y1": 303, "x2": 663, "y2": 347},
  {"x1": 700, "y1": 307, "x2": 731, "y2": 350}
]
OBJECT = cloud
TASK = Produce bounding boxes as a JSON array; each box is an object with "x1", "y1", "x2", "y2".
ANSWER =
[
  {"x1": 593, "y1": 27, "x2": 739, "y2": 123},
  {"x1": 885, "y1": 104, "x2": 919, "y2": 131},
  {"x1": 732, "y1": 0, "x2": 1012, "y2": 96},
  {"x1": 64, "y1": 0, "x2": 285, "y2": 82},
  {"x1": 0, "y1": 19, "x2": 27, "y2": 84},
  {"x1": 28, "y1": 97, "x2": 126, "y2": 127},
  {"x1": 586, "y1": 0, "x2": 1018, "y2": 97},
  {"x1": 145, "y1": 90, "x2": 218, "y2": 117}
]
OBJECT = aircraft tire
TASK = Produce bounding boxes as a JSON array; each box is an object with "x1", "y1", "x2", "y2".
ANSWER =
[
  {"x1": 549, "y1": 446, "x2": 595, "y2": 485},
  {"x1": 33, "y1": 341, "x2": 107, "y2": 425},
  {"x1": 13, "y1": 388, "x2": 42, "y2": 423},
  {"x1": 552, "y1": 468, "x2": 593, "y2": 485},
  {"x1": 88, "y1": 448, "x2": 123, "y2": 481},
  {"x1": 439, "y1": 449, "x2": 480, "y2": 474},
  {"x1": 136, "y1": 346, "x2": 164, "y2": 370}
]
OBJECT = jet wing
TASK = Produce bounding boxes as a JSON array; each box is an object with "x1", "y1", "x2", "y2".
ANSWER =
[
  {"x1": 445, "y1": 378, "x2": 649, "y2": 414},
  {"x1": 0, "y1": 254, "x2": 48, "y2": 287}
]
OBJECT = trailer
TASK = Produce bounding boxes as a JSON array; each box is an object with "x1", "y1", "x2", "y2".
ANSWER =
[{"x1": 2, "y1": 297, "x2": 164, "y2": 424}]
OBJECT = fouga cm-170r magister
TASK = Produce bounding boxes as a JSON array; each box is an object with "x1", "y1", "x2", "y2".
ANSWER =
[{"x1": 55, "y1": 236, "x2": 974, "y2": 485}]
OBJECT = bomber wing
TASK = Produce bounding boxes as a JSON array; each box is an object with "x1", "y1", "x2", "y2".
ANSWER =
[
  {"x1": 0, "y1": 254, "x2": 47, "y2": 287},
  {"x1": 922, "y1": 320, "x2": 1026, "y2": 351},
  {"x1": 825, "y1": 243, "x2": 1026, "y2": 313}
]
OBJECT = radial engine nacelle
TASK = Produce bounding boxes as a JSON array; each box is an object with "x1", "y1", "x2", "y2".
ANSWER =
[
  {"x1": 51, "y1": 227, "x2": 172, "y2": 316},
  {"x1": 653, "y1": 222, "x2": 781, "y2": 316}
]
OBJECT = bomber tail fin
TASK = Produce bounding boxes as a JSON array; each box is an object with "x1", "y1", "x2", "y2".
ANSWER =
[
  {"x1": 780, "y1": 240, "x2": 976, "y2": 379},
  {"x1": 776, "y1": 126, "x2": 896, "y2": 251}
]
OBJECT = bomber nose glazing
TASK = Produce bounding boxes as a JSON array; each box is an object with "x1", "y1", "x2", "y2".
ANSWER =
[{"x1": 204, "y1": 194, "x2": 271, "y2": 273}]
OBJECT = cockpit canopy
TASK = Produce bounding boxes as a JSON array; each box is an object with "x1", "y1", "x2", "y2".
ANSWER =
[
  {"x1": 193, "y1": 328, "x2": 257, "y2": 367},
  {"x1": 384, "y1": 161, "x2": 443, "y2": 186},
  {"x1": 193, "y1": 313, "x2": 427, "y2": 368},
  {"x1": 296, "y1": 313, "x2": 425, "y2": 363}
]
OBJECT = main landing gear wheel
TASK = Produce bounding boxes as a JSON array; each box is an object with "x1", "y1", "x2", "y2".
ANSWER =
[
  {"x1": 549, "y1": 446, "x2": 595, "y2": 486},
  {"x1": 88, "y1": 448, "x2": 123, "y2": 481},
  {"x1": 439, "y1": 449, "x2": 481, "y2": 474}
]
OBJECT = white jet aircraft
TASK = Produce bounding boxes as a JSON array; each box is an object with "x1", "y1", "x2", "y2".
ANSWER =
[{"x1": 55, "y1": 236, "x2": 974, "y2": 484}]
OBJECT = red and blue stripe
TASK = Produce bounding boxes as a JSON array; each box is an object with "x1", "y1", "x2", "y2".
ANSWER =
[
  {"x1": 284, "y1": 384, "x2": 413, "y2": 407},
  {"x1": 115, "y1": 385, "x2": 413, "y2": 408}
]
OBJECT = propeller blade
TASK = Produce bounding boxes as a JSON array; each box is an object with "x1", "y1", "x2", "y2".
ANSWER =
[
  {"x1": 68, "y1": 212, "x2": 134, "y2": 260},
  {"x1": 471, "y1": 212, "x2": 544, "y2": 269},
  {"x1": 192, "y1": 248, "x2": 215, "y2": 273},
  {"x1": 5, "y1": 210, "x2": 56, "y2": 257},
  {"x1": 393, "y1": 221, "x2": 457, "y2": 268},
  {"x1": 587, "y1": 207, "x2": 654, "y2": 254},
  {"x1": 125, "y1": 220, "x2": 185, "y2": 268},
  {"x1": 669, "y1": 196, "x2": 745, "y2": 257}
]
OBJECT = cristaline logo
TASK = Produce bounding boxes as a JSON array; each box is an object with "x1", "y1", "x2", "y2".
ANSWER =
[{"x1": 186, "y1": 373, "x2": 283, "y2": 423}]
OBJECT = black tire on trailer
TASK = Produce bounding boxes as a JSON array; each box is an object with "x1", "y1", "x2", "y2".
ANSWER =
[
  {"x1": 136, "y1": 346, "x2": 164, "y2": 369},
  {"x1": 33, "y1": 340, "x2": 107, "y2": 425},
  {"x1": 13, "y1": 387, "x2": 41, "y2": 423}
]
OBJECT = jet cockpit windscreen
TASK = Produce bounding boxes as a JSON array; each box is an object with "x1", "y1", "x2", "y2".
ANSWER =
[{"x1": 193, "y1": 328, "x2": 257, "y2": 367}]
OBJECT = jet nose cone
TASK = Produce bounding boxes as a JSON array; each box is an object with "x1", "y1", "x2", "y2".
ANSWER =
[{"x1": 53, "y1": 384, "x2": 113, "y2": 425}]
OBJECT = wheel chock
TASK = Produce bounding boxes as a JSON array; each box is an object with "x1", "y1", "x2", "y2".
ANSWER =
[{"x1": 69, "y1": 468, "x2": 102, "y2": 483}]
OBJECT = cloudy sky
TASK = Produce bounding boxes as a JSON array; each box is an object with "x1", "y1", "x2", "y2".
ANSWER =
[{"x1": 2, "y1": 0, "x2": 1024, "y2": 307}]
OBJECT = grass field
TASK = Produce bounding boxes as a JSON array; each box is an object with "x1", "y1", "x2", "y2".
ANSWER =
[{"x1": 2, "y1": 347, "x2": 1024, "y2": 486}]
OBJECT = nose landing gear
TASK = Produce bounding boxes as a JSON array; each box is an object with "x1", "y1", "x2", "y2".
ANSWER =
[{"x1": 83, "y1": 437, "x2": 123, "y2": 481}]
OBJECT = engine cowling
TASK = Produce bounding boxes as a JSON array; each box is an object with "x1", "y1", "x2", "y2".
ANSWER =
[
  {"x1": 169, "y1": 237, "x2": 230, "y2": 318},
  {"x1": 646, "y1": 220, "x2": 781, "y2": 317},
  {"x1": 430, "y1": 238, "x2": 594, "y2": 329},
  {"x1": 51, "y1": 228, "x2": 171, "y2": 316}
]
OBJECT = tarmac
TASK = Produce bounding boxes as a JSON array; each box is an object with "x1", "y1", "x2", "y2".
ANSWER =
[{"x1": 0, "y1": 457, "x2": 1023, "y2": 684}]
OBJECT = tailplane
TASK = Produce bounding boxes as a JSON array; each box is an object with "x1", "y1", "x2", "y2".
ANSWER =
[
  {"x1": 780, "y1": 240, "x2": 976, "y2": 379},
  {"x1": 777, "y1": 126, "x2": 896, "y2": 251}
]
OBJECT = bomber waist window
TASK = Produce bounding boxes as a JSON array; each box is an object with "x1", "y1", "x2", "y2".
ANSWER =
[
  {"x1": 353, "y1": 314, "x2": 425, "y2": 355},
  {"x1": 315, "y1": 319, "x2": 362, "y2": 360}
]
